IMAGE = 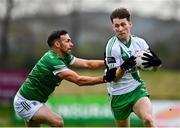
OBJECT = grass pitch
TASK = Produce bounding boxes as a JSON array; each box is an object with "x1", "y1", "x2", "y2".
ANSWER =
[{"x1": 0, "y1": 69, "x2": 180, "y2": 126}]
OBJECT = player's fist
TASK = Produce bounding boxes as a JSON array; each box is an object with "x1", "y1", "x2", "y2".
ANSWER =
[
  {"x1": 120, "y1": 56, "x2": 136, "y2": 71},
  {"x1": 105, "y1": 68, "x2": 117, "y2": 82}
]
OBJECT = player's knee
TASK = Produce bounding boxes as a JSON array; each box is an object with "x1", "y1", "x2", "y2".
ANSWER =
[{"x1": 142, "y1": 114, "x2": 154, "y2": 127}]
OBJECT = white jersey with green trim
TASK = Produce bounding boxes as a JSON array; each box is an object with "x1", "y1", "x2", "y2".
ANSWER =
[{"x1": 105, "y1": 35, "x2": 149, "y2": 95}]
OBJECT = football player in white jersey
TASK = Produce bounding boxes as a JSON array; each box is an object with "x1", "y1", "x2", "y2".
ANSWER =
[{"x1": 104, "y1": 8, "x2": 162, "y2": 127}]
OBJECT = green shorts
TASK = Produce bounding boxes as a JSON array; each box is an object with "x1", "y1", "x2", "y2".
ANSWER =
[{"x1": 110, "y1": 84, "x2": 149, "y2": 120}]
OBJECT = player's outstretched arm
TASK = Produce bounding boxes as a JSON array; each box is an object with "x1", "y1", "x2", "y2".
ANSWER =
[
  {"x1": 72, "y1": 58, "x2": 104, "y2": 69},
  {"x1": 57, "y1": 69, "x2": 105, "y2": 86}
]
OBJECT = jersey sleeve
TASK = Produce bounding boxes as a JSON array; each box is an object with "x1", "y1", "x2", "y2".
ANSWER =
[
  {"x1": 52, "y1": 54, "x2": 77, "y2": 75},
  {"x1": 105, "y1": 37, "x2": 120, "y2": 69},
  {"x1": 69, "y1": 55, "x2": 76, "y2": 65},
  {"x1": 50, "y1": 59, "x2": 69, "y2": 75},
  {"x1": 137, "y1": 37, "x2": 150, "y2": 50},
  {"x1": 42, "y1": 54, "x2": 69, "y2": 75}
]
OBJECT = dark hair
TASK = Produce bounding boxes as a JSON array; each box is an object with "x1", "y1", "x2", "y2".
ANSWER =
[
  {"x1": 110, "y1": 8, "x2": 131, "y2": 22},
  {"x1": 47, "y1": 30, "x2": 68, "y2": 47}
]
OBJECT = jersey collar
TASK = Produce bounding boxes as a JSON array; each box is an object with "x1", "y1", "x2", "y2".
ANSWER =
[
  {"x1": 117, "y1": 35, "x2": 131, "y2": 48},
  {"x1": 125, "y1": 36, "x2": 131, "y2": 48}
]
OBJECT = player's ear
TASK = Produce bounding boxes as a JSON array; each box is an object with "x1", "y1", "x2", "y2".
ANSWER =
[{"x1": 54, "y1": 40, "x2": 60, "y2": 47}]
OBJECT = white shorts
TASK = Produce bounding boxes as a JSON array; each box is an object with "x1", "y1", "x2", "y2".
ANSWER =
[{"x1": 13, "y1": 92, "x2": 44, "y2": 122}]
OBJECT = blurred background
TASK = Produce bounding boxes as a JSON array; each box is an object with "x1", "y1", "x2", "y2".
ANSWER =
[{"x1": 0, "y1": 0, "x2": 180, "y2": 127}]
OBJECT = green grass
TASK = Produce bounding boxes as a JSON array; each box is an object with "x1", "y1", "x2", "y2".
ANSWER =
[
  {"x1": 0, "y1": 104, "x2": 24, "y2": 127},
  {"x1": 0, "y1": 105, "x2": 12, "y2": 126},
  {"x1": 140, "y1": 70, "x2": 180, "y2": 99},
  {"x1": 0, "y1": 70, "x2": 180, "y2": 126}
]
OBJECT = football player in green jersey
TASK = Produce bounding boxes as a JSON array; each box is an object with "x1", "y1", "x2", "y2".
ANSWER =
[
  {"x1": 13, "y1": 30, "x2": 105, "y2": 127},
  {"x1": 104, "y1": 8, "x2": 161, "y2": 127}
]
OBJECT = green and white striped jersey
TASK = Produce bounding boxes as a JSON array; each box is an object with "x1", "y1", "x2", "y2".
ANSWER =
[
  {"x1": 19, "y1": 50, "x2": 76, "y2": 102},
  {"x1": 105, "y1": 35, "x2": 149, "y2": 95}
]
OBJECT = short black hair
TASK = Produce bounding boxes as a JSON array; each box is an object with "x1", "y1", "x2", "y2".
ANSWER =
[
  {"x1": 47, "y1": 30, "x2": 68, "y2": 47},
  {"x1": 110, "y1": 8, "x2": 131, "y2": 23}
]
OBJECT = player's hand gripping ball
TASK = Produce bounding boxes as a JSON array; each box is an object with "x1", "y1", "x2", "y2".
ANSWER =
[{"x1": 134, "y1": 50, "x2": 153, "y2": 70}]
